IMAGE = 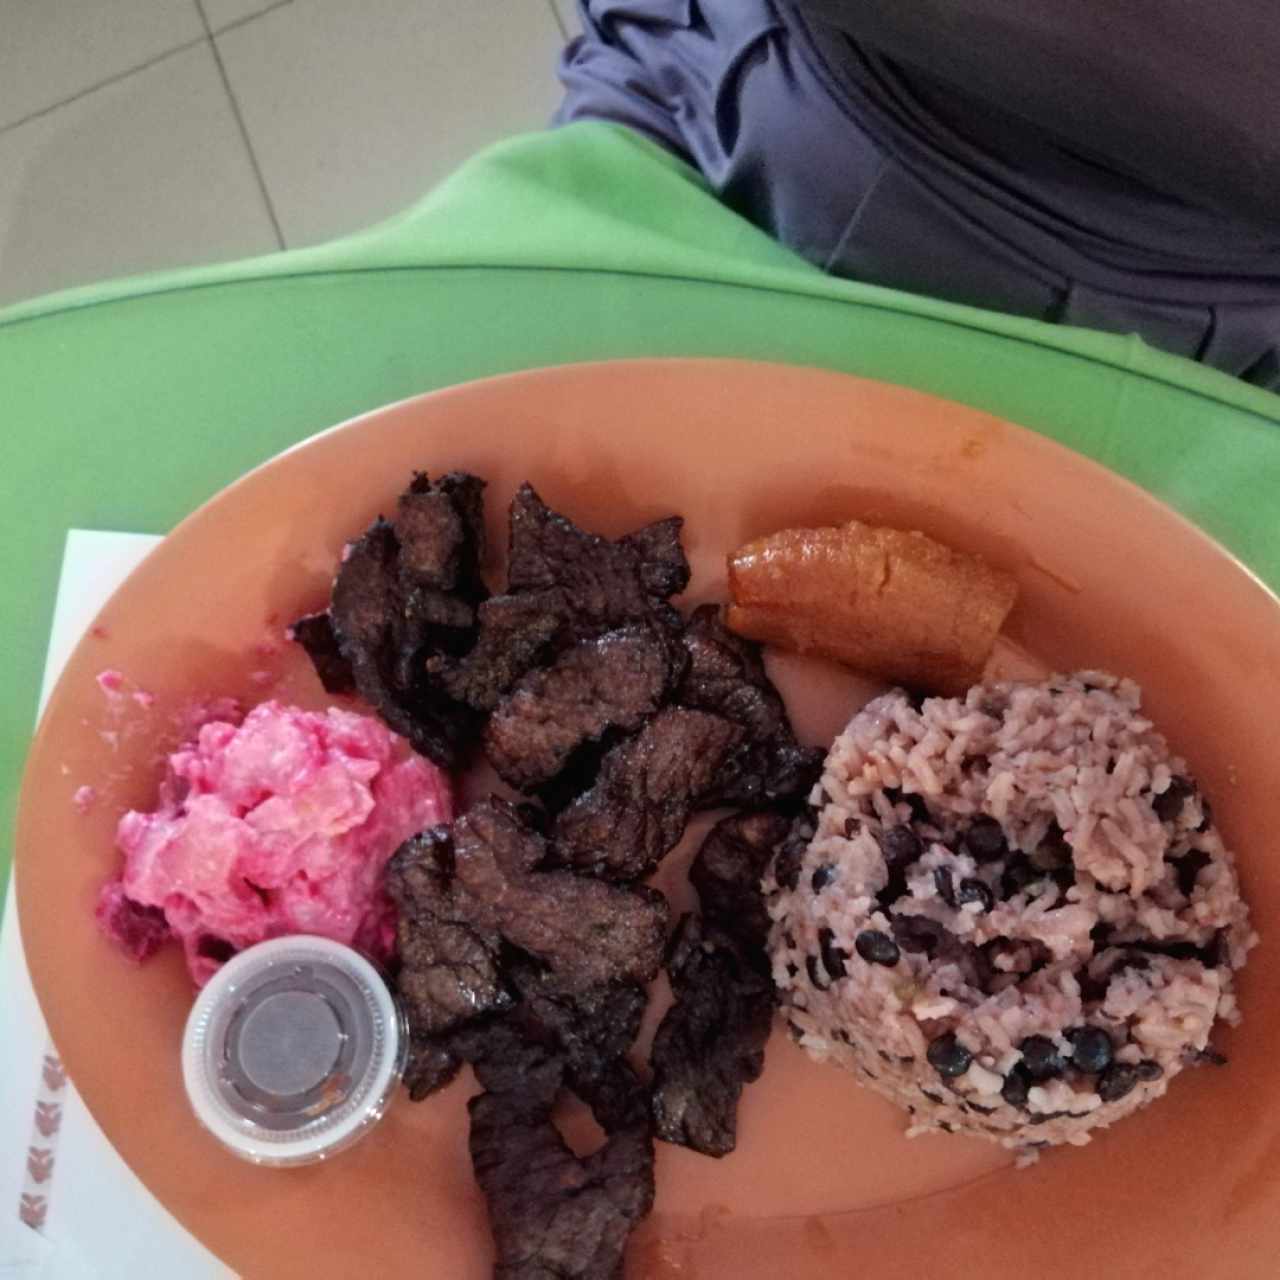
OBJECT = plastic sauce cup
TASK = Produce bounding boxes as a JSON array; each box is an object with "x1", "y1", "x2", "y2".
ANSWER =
[{"x1": 181, "y1": 936, "x2": 406, "y2": 1167}]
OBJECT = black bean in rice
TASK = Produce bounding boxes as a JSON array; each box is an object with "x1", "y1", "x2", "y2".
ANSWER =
[{"x1": 764, "y1": 672, "x2": 1257, "y2": 1159}]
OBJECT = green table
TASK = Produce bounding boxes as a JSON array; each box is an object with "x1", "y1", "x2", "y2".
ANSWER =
[{"x1": 4, "y1": 122, "x2": 1278, "y2": 897}]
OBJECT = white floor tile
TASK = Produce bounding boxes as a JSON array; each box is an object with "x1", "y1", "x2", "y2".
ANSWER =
[
  {"x1": 0, "y1": 44, "x2": 279, "y2": 308},
  {"x1": 0, "y1": 0, "x2": 204, "y2": 130},
  {"x1": 216, "y1": 0, "x2": 565, "y2": 248},
  {"x1": 552, "y1": 0, "x2": 580, "y2": 37},
  {"x1": 201, "y1": 0, "x2": 292, "y2": 34}
]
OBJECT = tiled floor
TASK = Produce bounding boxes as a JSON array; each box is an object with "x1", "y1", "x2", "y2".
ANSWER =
[{"x1": 0, "y1": 0, "x2": 575, "y2": 307}]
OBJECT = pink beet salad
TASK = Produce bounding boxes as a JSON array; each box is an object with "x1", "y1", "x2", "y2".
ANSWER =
[{"x1": 95, "y1": 700, "x2": 452, "y2": 985}]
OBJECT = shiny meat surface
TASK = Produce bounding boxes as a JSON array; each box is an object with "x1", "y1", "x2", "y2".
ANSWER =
[
  {"x1": 507, "y1": 483, "x2": 689, "y2": 637},
  {"x1": 484, "y1": 625, "x2": 682, "y2": 791},
  {"x1": 467, "y1": 1025, "x2": 655, "y2": 1280},
  {"x1": 552, "y1": 708, "x2": 743, "y2": 880},
  {"x1": 677, "y1": 605, "x2": 823, "y2": 806},
  {"x1": 650, "y1": 913, "x2": 775, "y2": 1157},
  {"x1": 389, "y1": 801, "x2": 669, "y2": 1043}
]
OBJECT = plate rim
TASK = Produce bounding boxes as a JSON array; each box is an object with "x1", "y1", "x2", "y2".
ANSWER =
[{"x1": 16, "y1": 357, "x2": 1280, "y2": 1278}]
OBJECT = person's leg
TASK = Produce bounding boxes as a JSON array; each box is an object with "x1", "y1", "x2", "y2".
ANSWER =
[
  {"x1": 555, "y1": 2, "x2": 1280, "y2": 386},
  {"x1": 554, "y1": 2, "x2": 702, "y2": 160},
  {"x1": 555, "y1": 0, "x2": 889, "y2": 272}
]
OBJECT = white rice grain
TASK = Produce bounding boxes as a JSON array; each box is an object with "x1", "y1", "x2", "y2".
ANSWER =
[{"x1": 765, "y1": 673, "x2": 1257, "y2": 1158}]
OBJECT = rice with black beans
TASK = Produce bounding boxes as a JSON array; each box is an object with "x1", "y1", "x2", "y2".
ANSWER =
[{"x1": 765, "y1": 673, "x2": 1256, "y2": 1160}]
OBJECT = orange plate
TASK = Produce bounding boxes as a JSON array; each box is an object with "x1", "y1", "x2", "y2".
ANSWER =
[{"x1": 16, "y1": 360, "x2": 1280, "y2": 1279}]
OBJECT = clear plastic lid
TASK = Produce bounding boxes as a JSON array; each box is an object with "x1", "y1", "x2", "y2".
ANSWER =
[{"x1": 181, "y1": 936, "x2": 406, "y2": 1167}]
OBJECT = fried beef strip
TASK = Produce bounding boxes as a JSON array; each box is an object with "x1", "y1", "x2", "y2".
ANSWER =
[
  {"x1": 452, "y1": 802, "x2": 671, "y2": 991},
  {"x1": 507, "y1": 968, "x2": 649, "y2": 1130},
  {"x1": 552, "y1": 708, "x2": 744, "y2": 880},
  {"x1": 403, "y1": 1032, "x2": 464, "y2": 1102},
  {"x1": 649, "y1": 913, "x2": 775, "y2": 1158},
  {"x1": 650, "y1": 812, "x2": 787, "y2": 1157},
  {"x1": 616, "y1": 516, "x2": 690, "y2": 601},
  {"x1": 507, "y1": 484, "x2": 690, "y2": 637},
  {"x1": 403, "y1": 976, "x2": 649, "y2": 1114},
  {"x1": 484, "y1": 625, "x2": 683, "y2": 792},
  {"x1": 304, "y1": 471, "x2": 488, "y2": 767},
  {"x1": 288, "y1": 612, "x2": 355, "y2": 694},
  {"x1": 328, "y1": 519, "x2": 458, "y2": 761},
  {"x1": 389, "y1": 801, "x2": 669, "y2": 1087},
  {"x1": 437, "y1": 590, "x2": 567, "y2": 713},
  {"x1": 305, "y1": 478, "x2": 700, "y2": 781},
  {"x1": 395, "y1": 470, "x2": 487, "y2": 599},
  {"x1": 409, "y1": 955, "x2": 655, "y2": 1271},
  {"x1": 303, "y1": 477, "x2": 829, "y2": 1265},
  {"x1": 677, "y1": 604, "x2": 823, "y2": 807},
  {"x1": 442, "y1": 486, "x2": 692, "y2": 717},
  {"x1": 467, "y1": 1024, "x2": 655, "y2": 1280},
  {"x1": 386, "y1": 825, "x2": 512, "y2": 1039},
  {"x1": 689, "y1": 810, "x2": 792, "y2": 949}
]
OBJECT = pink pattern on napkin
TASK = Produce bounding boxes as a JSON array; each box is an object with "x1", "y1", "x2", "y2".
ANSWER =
[{"x1": 16, "y1": 1044, "x2": 67, "y2": 1235}]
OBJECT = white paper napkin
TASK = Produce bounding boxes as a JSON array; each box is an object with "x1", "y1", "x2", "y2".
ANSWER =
[{"x1": 0, "y1": 531, "x2": 233, "y2": 1280}]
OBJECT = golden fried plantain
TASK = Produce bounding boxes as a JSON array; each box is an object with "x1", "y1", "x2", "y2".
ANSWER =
[{"x1": 727, "y1": 520, "x2": 1017, "y2": 695}]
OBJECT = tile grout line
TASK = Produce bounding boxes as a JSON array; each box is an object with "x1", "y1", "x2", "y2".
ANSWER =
[
  {"x1": 212, "y1": 0, "x2": 296, "y2": 38},
  {"x1": 193, "y1": 0, "x2": 287, "y2": 251},
  {"x1": 547, "y1": 0, "x2": 569, "y2": 41},
  {"x1": 0, "y1": 37, "x2": 207, "y2": 138},
  {"x1": 0, "y1": 3, "x2": 294, "y2": 139}
]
